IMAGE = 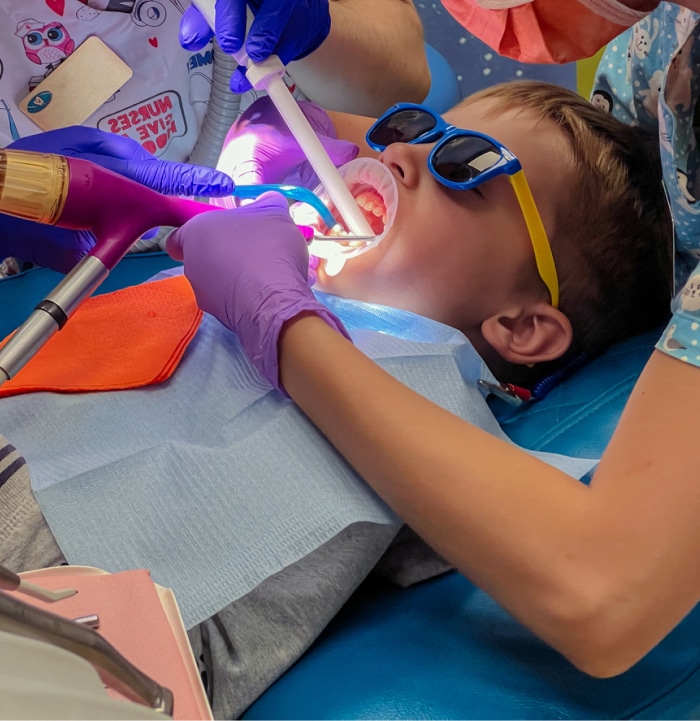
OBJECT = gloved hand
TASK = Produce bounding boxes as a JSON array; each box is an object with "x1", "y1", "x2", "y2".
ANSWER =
[
  {"x1": 9, "y1": 126, "x2": 234, "y2": 196},
  {"x1": 166, "y1": 193, "x2": 349, "y2": 390},
  {"x1": 219, "y1": 96, "x2": 358, "y2": 188},
  {"x1": 179, "y1": 0, "x2": 331, "y2": 93},
  {"x1": 1, "y1": 127, "x2": 234, "y2": 273}
]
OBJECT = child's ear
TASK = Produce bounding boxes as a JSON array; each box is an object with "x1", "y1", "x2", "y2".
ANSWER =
[{"x1": 481, "y1": 302, "x2": 573, "y2": 365}]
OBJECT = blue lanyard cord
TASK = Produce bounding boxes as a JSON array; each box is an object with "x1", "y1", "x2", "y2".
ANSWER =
[{"x1": 529, "y1": 352, "x2": 592, "y2": 401}]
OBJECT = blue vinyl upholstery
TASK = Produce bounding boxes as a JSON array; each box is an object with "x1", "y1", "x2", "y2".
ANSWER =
[
  {"x1": 244, "y1": 328, "x2": 700, "y2": 720},
  {"x1": 423, "y1": 43, "x2": 462, "y2": 113}
]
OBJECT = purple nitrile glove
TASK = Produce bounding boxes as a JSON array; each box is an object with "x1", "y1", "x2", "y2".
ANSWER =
[
  {"x1": 179, "y1": 0, "x2": 331, "y2": 94},
  {"x1": 2, "y1": 127, "x2": 234, "y2": 273},
  {"x1": 218, "y1": 95, "x2": 358, "y2": 188},
  {"x1": 166, "y1": 192, "x2": 349, "y2": 391},
  {"x1": 9, "y1": 127, "x2": 234, "y2": 197}
]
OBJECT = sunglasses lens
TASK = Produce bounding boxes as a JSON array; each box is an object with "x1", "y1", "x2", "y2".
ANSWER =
[
  {"x1": 369, "y1": 108, "x2": 438, "y2": 147},
  {"x1": 431, "y1": 135, "x2": 502, "y2": 184}
]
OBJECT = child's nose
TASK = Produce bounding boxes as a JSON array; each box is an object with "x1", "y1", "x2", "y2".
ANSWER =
[{"x1": 379, "y1": 143, "x2": 428, "y2": 190}]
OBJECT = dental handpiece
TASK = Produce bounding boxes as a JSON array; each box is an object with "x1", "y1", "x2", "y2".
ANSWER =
[{"x1": 0, "y1": 149, "x2": 217, "y2": 384}]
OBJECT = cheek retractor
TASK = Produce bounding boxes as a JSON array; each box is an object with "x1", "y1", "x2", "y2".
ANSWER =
[{"x1": 290, "y1": 157, "x2": 399, "y2": 276}]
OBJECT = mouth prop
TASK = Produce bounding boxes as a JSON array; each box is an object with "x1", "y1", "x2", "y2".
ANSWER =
[{"x1": 290, "y1": 157, "x2": 398, "y2": 276}]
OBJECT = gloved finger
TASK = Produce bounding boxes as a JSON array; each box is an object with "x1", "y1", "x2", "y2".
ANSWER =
[
  {"x1": 35, "y1": 228, "x2": 95, "y2": 274},
  {"x1": 272, "y1": 0, "x2": 331, "y2": 64},
  {"x1": 320, "y1": 136, "x2": 360, "y2": 166},
  {"x1": 247, "y1": 190, "x2": 292, "y2": 214},
  {"x1": 307, "y1": 254, "x2": 320, "y2": 287},
  {"x1": 166, "y1": 193, "x2": 289, "y2": 262},
  {"x1": 7, "y1": 126, "x2": 147, "y2": 165},
  {"x1": 70, "y1": 130, "x2": 150, "y2": 163},
  {"x1": 297, "y1": 225, "x2": 315, "y2": 241},
  {"x1": 48, "y1": 229, "x2": 96, "y2": 274},
  {"x1": 165, "y1": 226, "x2": 185, "y2": 261},
  {"x1": 6, "y1": 126, "x2": 88, "y2": 152},
  {"x1": 230, "y1": 66, "x2": 252, "y2": 94},
  {"x1": 298, "y1": 100, "x2": 341, "y2": 137},
  {"x1": 215, "y1": 0, "x2": 247, "y2": 56},
  {"x1": 140, "y1": 227, "x2": 160, "y2": 240},
  {"x1": 246, "y1": 0, "x2": 294, "y2": 61},
  {"x1": 179, "y1": 4, "x2": 213, "y2": 51},
  {"x1": 116, "y1": 160, "x2": 235, "y2": 197}
]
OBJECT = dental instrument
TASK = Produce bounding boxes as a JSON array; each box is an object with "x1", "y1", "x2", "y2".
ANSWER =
[
  {"x1": 0, "y1": 590, "x2": 173, "y2": 715},
  {"x1": 310, "y1": 235, "x2": 376, "y2": 242},
  {"x1": 72, "y1": 614, "x2": 100, "y2": 629},
  {"x1": 0, "y1": 563, "x2": 76, "y2": 603},
  {"x1": 0, "y1": 149, "x2": 219, "y2": 385},
  {"x1": 234, "y1": 183, "x2": 338, "y2": 230},
  {"x1": 191, "y1": 0, "x2": 375, "y2": 240}
]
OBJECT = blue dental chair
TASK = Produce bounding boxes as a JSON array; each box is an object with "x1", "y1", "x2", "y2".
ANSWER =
[
  {"x1": 242, "y1": 327, "x2": 700, "y2": 720},
  {"x1": 423, "y1": 43, "x2": 462, "y2": 113}
]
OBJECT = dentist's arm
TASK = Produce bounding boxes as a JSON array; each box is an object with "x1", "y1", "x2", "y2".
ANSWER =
[
  {"x1": 180, "y1": 0, "x2": 430, "y2": 115},
  {"x1": 287, "y1": 0, "x2": 430, "y2": 114},
  {"x1": 278, "y1": 314, "x2": 700, "y2": 679}
]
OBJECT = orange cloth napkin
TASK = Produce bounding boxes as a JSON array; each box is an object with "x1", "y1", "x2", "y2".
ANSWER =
[{"x1": 0, "y1": 275, "x2": 202, "y2": 398}]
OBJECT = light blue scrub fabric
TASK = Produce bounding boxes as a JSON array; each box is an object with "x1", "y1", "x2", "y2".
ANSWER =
[{"x1": 0, "y1": 286, "x2": 596, "y2": 629}]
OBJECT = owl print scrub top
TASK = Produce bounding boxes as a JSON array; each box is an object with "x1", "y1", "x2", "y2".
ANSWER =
[{"x1": 593, "y1": 3, "x2": 700, "y2": 366}]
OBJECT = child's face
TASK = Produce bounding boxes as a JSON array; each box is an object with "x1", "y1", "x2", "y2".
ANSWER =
[{"x1": 314, "y1": 98, "x2": 573, "y2": 337}]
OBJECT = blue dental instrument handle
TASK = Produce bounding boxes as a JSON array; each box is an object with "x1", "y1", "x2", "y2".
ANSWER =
[{"x1": 233, "y1": 184, "x2": 338, "y2": 230}]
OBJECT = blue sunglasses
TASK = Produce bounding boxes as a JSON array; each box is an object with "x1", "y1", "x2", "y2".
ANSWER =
[{"x1": 366, "y1": 103, "x2": 559, "y2": 307}]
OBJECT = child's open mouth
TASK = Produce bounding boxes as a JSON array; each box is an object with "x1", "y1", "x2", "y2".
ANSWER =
[{"x1": 290, "y1": 158, "x2": 398, "y2": 271}]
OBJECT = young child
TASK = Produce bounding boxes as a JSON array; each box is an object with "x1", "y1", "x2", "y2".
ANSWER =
[
  {"x1": 225, "y1": 80, "x2": 672, "y2": 388},
  {"x1": 0, "y1": 81, "x2": 673, "y2": 718}
]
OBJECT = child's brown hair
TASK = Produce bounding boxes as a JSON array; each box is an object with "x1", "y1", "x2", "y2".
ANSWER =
[{"x1": 463, "y1": 80, "x2": 673, "y2": 384}]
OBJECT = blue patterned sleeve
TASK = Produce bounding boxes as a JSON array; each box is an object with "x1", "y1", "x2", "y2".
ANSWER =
[
  {"x1": 592, "y1": 26, "x2": 641, "y2": 128},
  {"x1": 591, "y1": 7, "x2": 678, "y2": 135},
  {"x1": 657, "y1": 262, "x2": 700, "y2": 365}
]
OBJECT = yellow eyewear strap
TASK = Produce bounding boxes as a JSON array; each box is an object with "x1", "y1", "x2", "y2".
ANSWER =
[{"x1": 508, "y1": 170, "x2": 559, "y2": 309}]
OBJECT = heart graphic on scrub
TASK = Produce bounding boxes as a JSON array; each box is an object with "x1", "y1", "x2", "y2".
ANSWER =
[
  {"x1": 149, "y1": 37, "x2": 159, "y2": 48},
  {"x1": 45, "y1": 0, "x2": 65, "y2": 15}
]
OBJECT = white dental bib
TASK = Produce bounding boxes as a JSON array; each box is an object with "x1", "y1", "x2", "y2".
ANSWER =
[{"x1": 0, "y1": 281, "x2": 595, "y2": 629}]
